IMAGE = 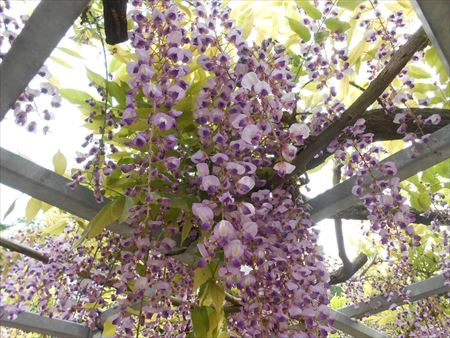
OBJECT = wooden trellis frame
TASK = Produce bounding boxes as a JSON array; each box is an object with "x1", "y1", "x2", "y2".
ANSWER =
[{"x1": 0, "y1": 0, "x2": 449, "y2": 337}]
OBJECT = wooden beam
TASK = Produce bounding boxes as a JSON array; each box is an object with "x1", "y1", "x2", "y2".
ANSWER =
[
  {"x1": 0, "y1": 0, "x2": 91, "y2": 118},
  {"x1": 0, "y1": 147, "x2": 131, "y2": 237},
  {"x1": 0, "y1": 310, "x2": 92, "y2": 338},
  {"x1": 329, "y1": 309, "x2": 389, "y2": 338},
  {"x1": 412, "y1": 0, "x2": 450, "y2": 73},
  {"x1": 309, "y1": 124, "x2": 450, "y2": 223},
  {"x1": 339, "y1": 274, "x2": 449, "y2": 319}
]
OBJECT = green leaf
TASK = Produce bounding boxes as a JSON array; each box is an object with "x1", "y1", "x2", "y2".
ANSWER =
[
  {"x1": 191, "y1": 306, "x2": 211, "y2": 338},
  {"x1": 325, "y1": 18, "x2": 351, "y2": 33},
  {"x1": 59, "y1": 88, "x2": 92, "y2": 106},
  {"x1": 25, "y1": 198, "x2": 42, "y2": 223},
  {"x1": 52, "y1": 150, "x2": 67, "y2": 175},
  {"x1": 287, "y1": 17, "x2": 311, "y2": 42},
  {"x1": 81, "y1": 203, "x2": 117, "y2": 241},
  {"x1": 119, "y1": 196, "x2": 134, "y2": 222},
  {"x1": 181, "y1": 216, "x2": 193, "y2": 243},
  {"x1": 86, "y1": 67, "x2": 106, "y2": 86},
  {"x1": 206, "y1": 282, "x2": 225, "y2": 313},
  {"x1": 314, "y1": 30, "x2": 329, "y2": 44},
  {"x1": 193, "y1": 265, "x2": 213, "y2": 291},
  {"x1": 111, "y1": 196, "x2": 126, "y2": 219},
  {"x1": 58, "y1": 47, "x2": 83, "y2": 59},
  {"x1": 49, "y1": 56, "x2": 73, "y2": 69},
  {"x1": 296, "y1": 1, "x2": 322, "y2": 20},
  {"x1": 435, "y1": 159, "x2": 450, "y2": 178},
  {"x1": 336, "y1": 0, "x2": 364, "y2": 11},
  {"x1": 407, "y1": 65, "x2": 431, "y2": 79}
]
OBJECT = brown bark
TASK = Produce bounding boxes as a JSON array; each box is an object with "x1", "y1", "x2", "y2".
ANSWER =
[{"x1": 306, "y1": 108, "x2": 450, "y2": 171}]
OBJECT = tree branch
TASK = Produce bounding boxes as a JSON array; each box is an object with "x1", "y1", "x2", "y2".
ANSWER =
[
  {"x1": 272, "y1": 27, "x2": 429, "y2": 188},
  {"x1": 0, "y1": 237, "x2": 49, "y2": 263},
  {"x1": 305, "y1": 107, "x2": 449, "y2": 171}
]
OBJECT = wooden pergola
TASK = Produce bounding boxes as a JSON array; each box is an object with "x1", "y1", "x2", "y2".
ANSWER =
[{"x1": 0, "y1": 1, "x2": 448, "y2": 337}]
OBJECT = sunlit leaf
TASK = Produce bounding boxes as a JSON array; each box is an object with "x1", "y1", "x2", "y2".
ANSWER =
[
  {"x1": 25, "y1": 198, "x2": 42, "y2": 223},
  {"x1": 325, "y1": 18, "x2": 351, "y2": 33},
  {"x1": 59, "y1": 88, "x2": 92, "y2": 106},
  {"x1": 191, "y1": 306, "x2": 211, "y2": 338},
  {"x1": 407, "y1": 65, "x2": 431, "y2": 79},
  {"x1": 287, "y1": 17, "x2": 311, "y2": 42},
  {"x1": 296, "y1": 1, "x2": 322, "y2": 20},
  {"x1": 336, "y1": 0, "x2": 364, "y2": 11},
  {"x1": 193, "y1": 265, "x2": 213, "y2": 291},
  {"x1": 58, "y1": 47, "x2": 83, "y2": 59},
  {"x1": 49, "y1": 56, "x2": 73, "y2": 69},
  {"x1": 52, "y1": 150, "x2": 67, "y2": 175}
]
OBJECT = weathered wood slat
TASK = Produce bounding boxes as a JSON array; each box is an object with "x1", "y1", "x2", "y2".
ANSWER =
[
  {"x1": 339, "y1": 274, "x2": 449, "y2": 319},
  {"x1": 309, "y1": 124, "x2": 450, "y2": 223},
  {"x1": 0, "y1": 0, "x2": 91, "y2": 118}
]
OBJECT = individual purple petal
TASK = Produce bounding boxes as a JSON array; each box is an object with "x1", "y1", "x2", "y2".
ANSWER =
[
  {"x1": 242, "y1": 221, "x2": 258, "y2": 238},
  {"x1": 191, "y1": 150, "x2": 208, "y2": 163},
  {"x1": 289, "y1": 123, "x2": 310, "y2": 144},
  {"x1": 192, "y1": 203, "x2": 214, "y2": 225},
  {"x1": 281, "y1": 144, "x2": 297, "y2": 162},
  {"x1": 241, "y1": 71, "x2": 259, "y2": 90},
  {"x1": 214, "y1": 220, "x2": 236, "y2": 239},
  {"x1": 153, "y1": 113, "x2": 176, "y2": 130},
  {"x1": 241, "y1": 124, "x2": 261, "y2": 145},
  {"x1": 197, "y1": 162, "x2": 210, "y2": 176},
  {"x1": 254, "y1": 81, "x2": 271, "y2": 96},
  {"x1": 236, "y1": 176, "x2": 255, "y2": 194},
  {"x1": 164, "y1": 157, "x2": 180, "y2": 170},
  {"x1": 226, "y1": 162, "x2": 246, "y2": 175},
  {"x1": 224, "y1": 239, "x2": 244, "y2": 259},
  {"x1": 273, "y1": 162, "x2": 296, "y2": 177},
  {"x1": 131, "y1": 133, "x2": 147, "y2": 148},
  {"x1": 200, "y1": 175, "x2": 220, "y2": 194}
]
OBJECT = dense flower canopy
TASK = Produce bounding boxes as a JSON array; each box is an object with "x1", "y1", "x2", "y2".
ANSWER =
[{"x1": 0, "y1": 0, "x2": 449, "y2": 337}]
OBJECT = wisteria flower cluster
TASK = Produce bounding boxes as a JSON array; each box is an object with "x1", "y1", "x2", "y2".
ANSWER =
[{"x1": 1, "y1": 0, "x2": 449, "y2": 337}]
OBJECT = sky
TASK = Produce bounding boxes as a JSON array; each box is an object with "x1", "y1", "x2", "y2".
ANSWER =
[{"x1": 0, "y1": 0, "x2": 368, "y2": 261}]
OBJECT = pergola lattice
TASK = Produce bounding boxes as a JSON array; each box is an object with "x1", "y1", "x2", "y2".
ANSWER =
[{"x1": 0, "y1": 1, "x2": 449, "y2": 337}]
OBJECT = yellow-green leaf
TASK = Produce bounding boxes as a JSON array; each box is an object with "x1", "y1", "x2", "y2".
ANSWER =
[
  {"x1": 25, "y1": 198, "x2": 42, "y2": 223},
  {"x1": 181, "y1": 216, "x2": 193, "y2": 243},
  {"x1": 103, "y1": 320, "x2": 116, "y2": 337},
  {"x1": 325, "y1": 18, "x2": 351, "y2": 33},
  {"x1": 52, "y1": 150, "x2": 67, "y2": 175},
  {"x1": 287, "y1": 17, "x2": 311, "y2": 42},
  {"x1": 336, "y1": 0, "x2": 364, "y2": 11},
  {"x1": 296, "y1": 1, "x2": 322, "y2": 20},
  {"x1": 58, "y1": 47, "x2": 83, "y2": 59},
  {"x1": 49, "y1": 56, "x2": 73, "y2": 69},
  {"x1": 193, "y1": 265, "x2": 213, "y2": 291},
  {"x1": 407, "y1": 65, "x2": 431, "y2": 79},
  {"x1": 77, "y1": 203, "x2": 117, "y2": 245}
]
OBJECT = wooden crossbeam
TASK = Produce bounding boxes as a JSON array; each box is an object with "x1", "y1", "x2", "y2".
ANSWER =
[
  {"x1": 412, "y1": 0, "x2": 450, "y2": 73},
  {"x1": 339, "y1": 274, "x2": 450, "y2": 319},
  {"x1": 330, "y1": 309, "x2": 389, "y2": 338},
  {"x1": 0, "y1": 310, "x2": 92, "y2": 338},
  {"x1": 309, "y1": 124, "x2": 450, "y2": 223},
  {"x1": 0, "y1": 0, "x2": 91, "y2": 118}
]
